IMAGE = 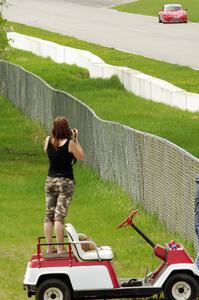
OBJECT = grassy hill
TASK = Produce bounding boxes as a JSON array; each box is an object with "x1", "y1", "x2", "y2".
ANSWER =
[
  {"x1": 5, "y1": 45, "x2": 199, "y2": 159},
  {"x1": 8, "y1": 21, "x2": 199, "y2": 94},
  {"x1": 0, "y1": 89, "x2": 195, "y2": 300}
]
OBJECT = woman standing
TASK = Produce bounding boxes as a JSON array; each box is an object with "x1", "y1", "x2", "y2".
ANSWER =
[{"x1": 43, "y1": 116, "x2": 84, "y2": 254}]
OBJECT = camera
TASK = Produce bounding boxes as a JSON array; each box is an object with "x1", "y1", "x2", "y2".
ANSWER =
[{"x1": 70, "y1": 128, "x2": 77, "y2": 141}]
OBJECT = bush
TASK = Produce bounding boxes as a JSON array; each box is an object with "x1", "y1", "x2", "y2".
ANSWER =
[{"x1": 0, "y1": 0, "x2": 8, "y2": 58}]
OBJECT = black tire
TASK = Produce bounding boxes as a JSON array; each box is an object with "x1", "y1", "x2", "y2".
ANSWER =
[
  {"x1": 158, "y1": 17, "x2": 162, "y2": 23},
  {"x1": 36, "y1": 278, "x2": 72, "y2": 300},
  {"x1": 164, "y1": 273, "x2": 198, "y2": 300}
]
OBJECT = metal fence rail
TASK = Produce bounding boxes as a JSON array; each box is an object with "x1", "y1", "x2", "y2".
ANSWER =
[{"x1": 1, "y1": 60, "x2": 199, "y2": 245}]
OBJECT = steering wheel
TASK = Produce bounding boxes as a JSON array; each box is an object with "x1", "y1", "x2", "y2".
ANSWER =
[{"x1": 117, "y1": 210, "x2": 138, "y2": 228}]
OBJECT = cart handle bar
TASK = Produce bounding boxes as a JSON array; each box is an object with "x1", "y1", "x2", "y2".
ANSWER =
[{"x1": 118, "y1": 210, "x2": 156, "y2": 248}]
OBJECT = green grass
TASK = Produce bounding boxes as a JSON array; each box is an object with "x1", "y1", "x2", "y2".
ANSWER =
[
  {"x1": 5, "y1": 47, "x2": 199, "y2": 158},
  {"x1": 7, "y1": 21, "x2": 199, "y2": 94},
  {"x1": 114, "y1": 0, "x2": 199, "y2": 23},
  {"x1": 0, "y1": 95, "x2": 195, "y2": 300}
]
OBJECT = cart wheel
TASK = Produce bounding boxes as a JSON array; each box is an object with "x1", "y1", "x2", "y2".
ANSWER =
[
  {"x1": 164, "y1": 273, "x2": 198, "y2": 300},
  {"x1": 36, "y1": 278, "x2": 71, "y2": 300}
]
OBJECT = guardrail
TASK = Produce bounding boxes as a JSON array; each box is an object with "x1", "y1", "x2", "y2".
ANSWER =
[{"x1": 7, "y1": 32, "x2": 199, "y2": 112}]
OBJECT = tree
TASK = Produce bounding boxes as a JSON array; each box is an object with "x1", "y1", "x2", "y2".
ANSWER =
[{"x1": 0, "y1": 0, "x2": 8, "y2": 58}]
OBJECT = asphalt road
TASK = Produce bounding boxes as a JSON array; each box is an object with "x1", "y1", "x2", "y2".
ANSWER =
[{"x1": 5, "y1": 0, "x2": 199, "y2": 69}]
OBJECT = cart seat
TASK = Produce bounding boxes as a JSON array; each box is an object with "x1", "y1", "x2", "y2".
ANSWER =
[{"x1": 65, "y1": 223, "x2": 113, "y2": 261}]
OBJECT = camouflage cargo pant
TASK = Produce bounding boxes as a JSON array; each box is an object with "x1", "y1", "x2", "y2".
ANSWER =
[{"x1": 44, "y1": 177, "x2": 75, "y2": 224}]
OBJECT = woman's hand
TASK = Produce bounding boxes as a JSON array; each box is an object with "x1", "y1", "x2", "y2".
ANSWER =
[
  {"x1": 69, "y1": 129, "x2": 84, "y2": 161},
  {"x1": 71, "y1": 128, "x2": 78, "y2": 142}
]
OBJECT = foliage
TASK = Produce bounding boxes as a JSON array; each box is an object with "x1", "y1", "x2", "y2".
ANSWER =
[{"x1": 0, "y1": 0, "x2": 8, "y2": 58}]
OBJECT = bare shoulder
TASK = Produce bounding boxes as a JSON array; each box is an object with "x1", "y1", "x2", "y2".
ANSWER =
[
  {"x1": 44, "y1": 136, "x2": 51, "y2": 152},
  {"x1": 44, "y1": 136, "x2": 51, "y2": 144},
  {"x1": 45, "y1": 136, "x2": 50, "y2": 141}
]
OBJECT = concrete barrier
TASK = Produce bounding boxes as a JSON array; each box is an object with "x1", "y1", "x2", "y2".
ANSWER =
[{"x1": 7, "y1": 32, "x2": 199, "y2": 112}]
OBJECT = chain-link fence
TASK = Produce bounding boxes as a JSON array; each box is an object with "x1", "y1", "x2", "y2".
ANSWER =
[{"x1": 1, "y1": 60, "x2": 199, "y2": 246}]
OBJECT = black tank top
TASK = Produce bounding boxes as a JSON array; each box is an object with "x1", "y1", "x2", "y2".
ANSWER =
[{"x1": 47, "y1": 138, "x2": 74, "y2": 180}]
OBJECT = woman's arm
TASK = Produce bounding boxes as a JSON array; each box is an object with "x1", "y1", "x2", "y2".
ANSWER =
[
  {"x1": 43, "y1": 136, "x2": 50, "y2": 153},
  {"x1": 68, "y1": 129, "x2": 84, "y2": 161}
]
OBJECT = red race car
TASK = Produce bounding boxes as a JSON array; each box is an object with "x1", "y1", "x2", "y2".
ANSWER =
[{"x1": 158, "y1": 4, "x2": 188, "y2": 23}]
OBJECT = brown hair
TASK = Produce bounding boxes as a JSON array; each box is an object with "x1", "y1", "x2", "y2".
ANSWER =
[{"x1": 51, "y1": 116, "x2": 71, "y2": 150}]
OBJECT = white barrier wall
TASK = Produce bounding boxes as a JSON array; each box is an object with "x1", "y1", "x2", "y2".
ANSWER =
[{"x1": 7, "y1": 32, "x2": 199, "y2": 112}]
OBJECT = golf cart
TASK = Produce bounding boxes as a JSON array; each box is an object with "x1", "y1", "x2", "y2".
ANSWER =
[{"x1": 23, "y1": 210, "x2": 199, "y2": 299}]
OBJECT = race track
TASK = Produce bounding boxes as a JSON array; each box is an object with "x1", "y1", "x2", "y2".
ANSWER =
[{"x1": 5, "y1": 0, "x2": 199, "y2": 69}]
